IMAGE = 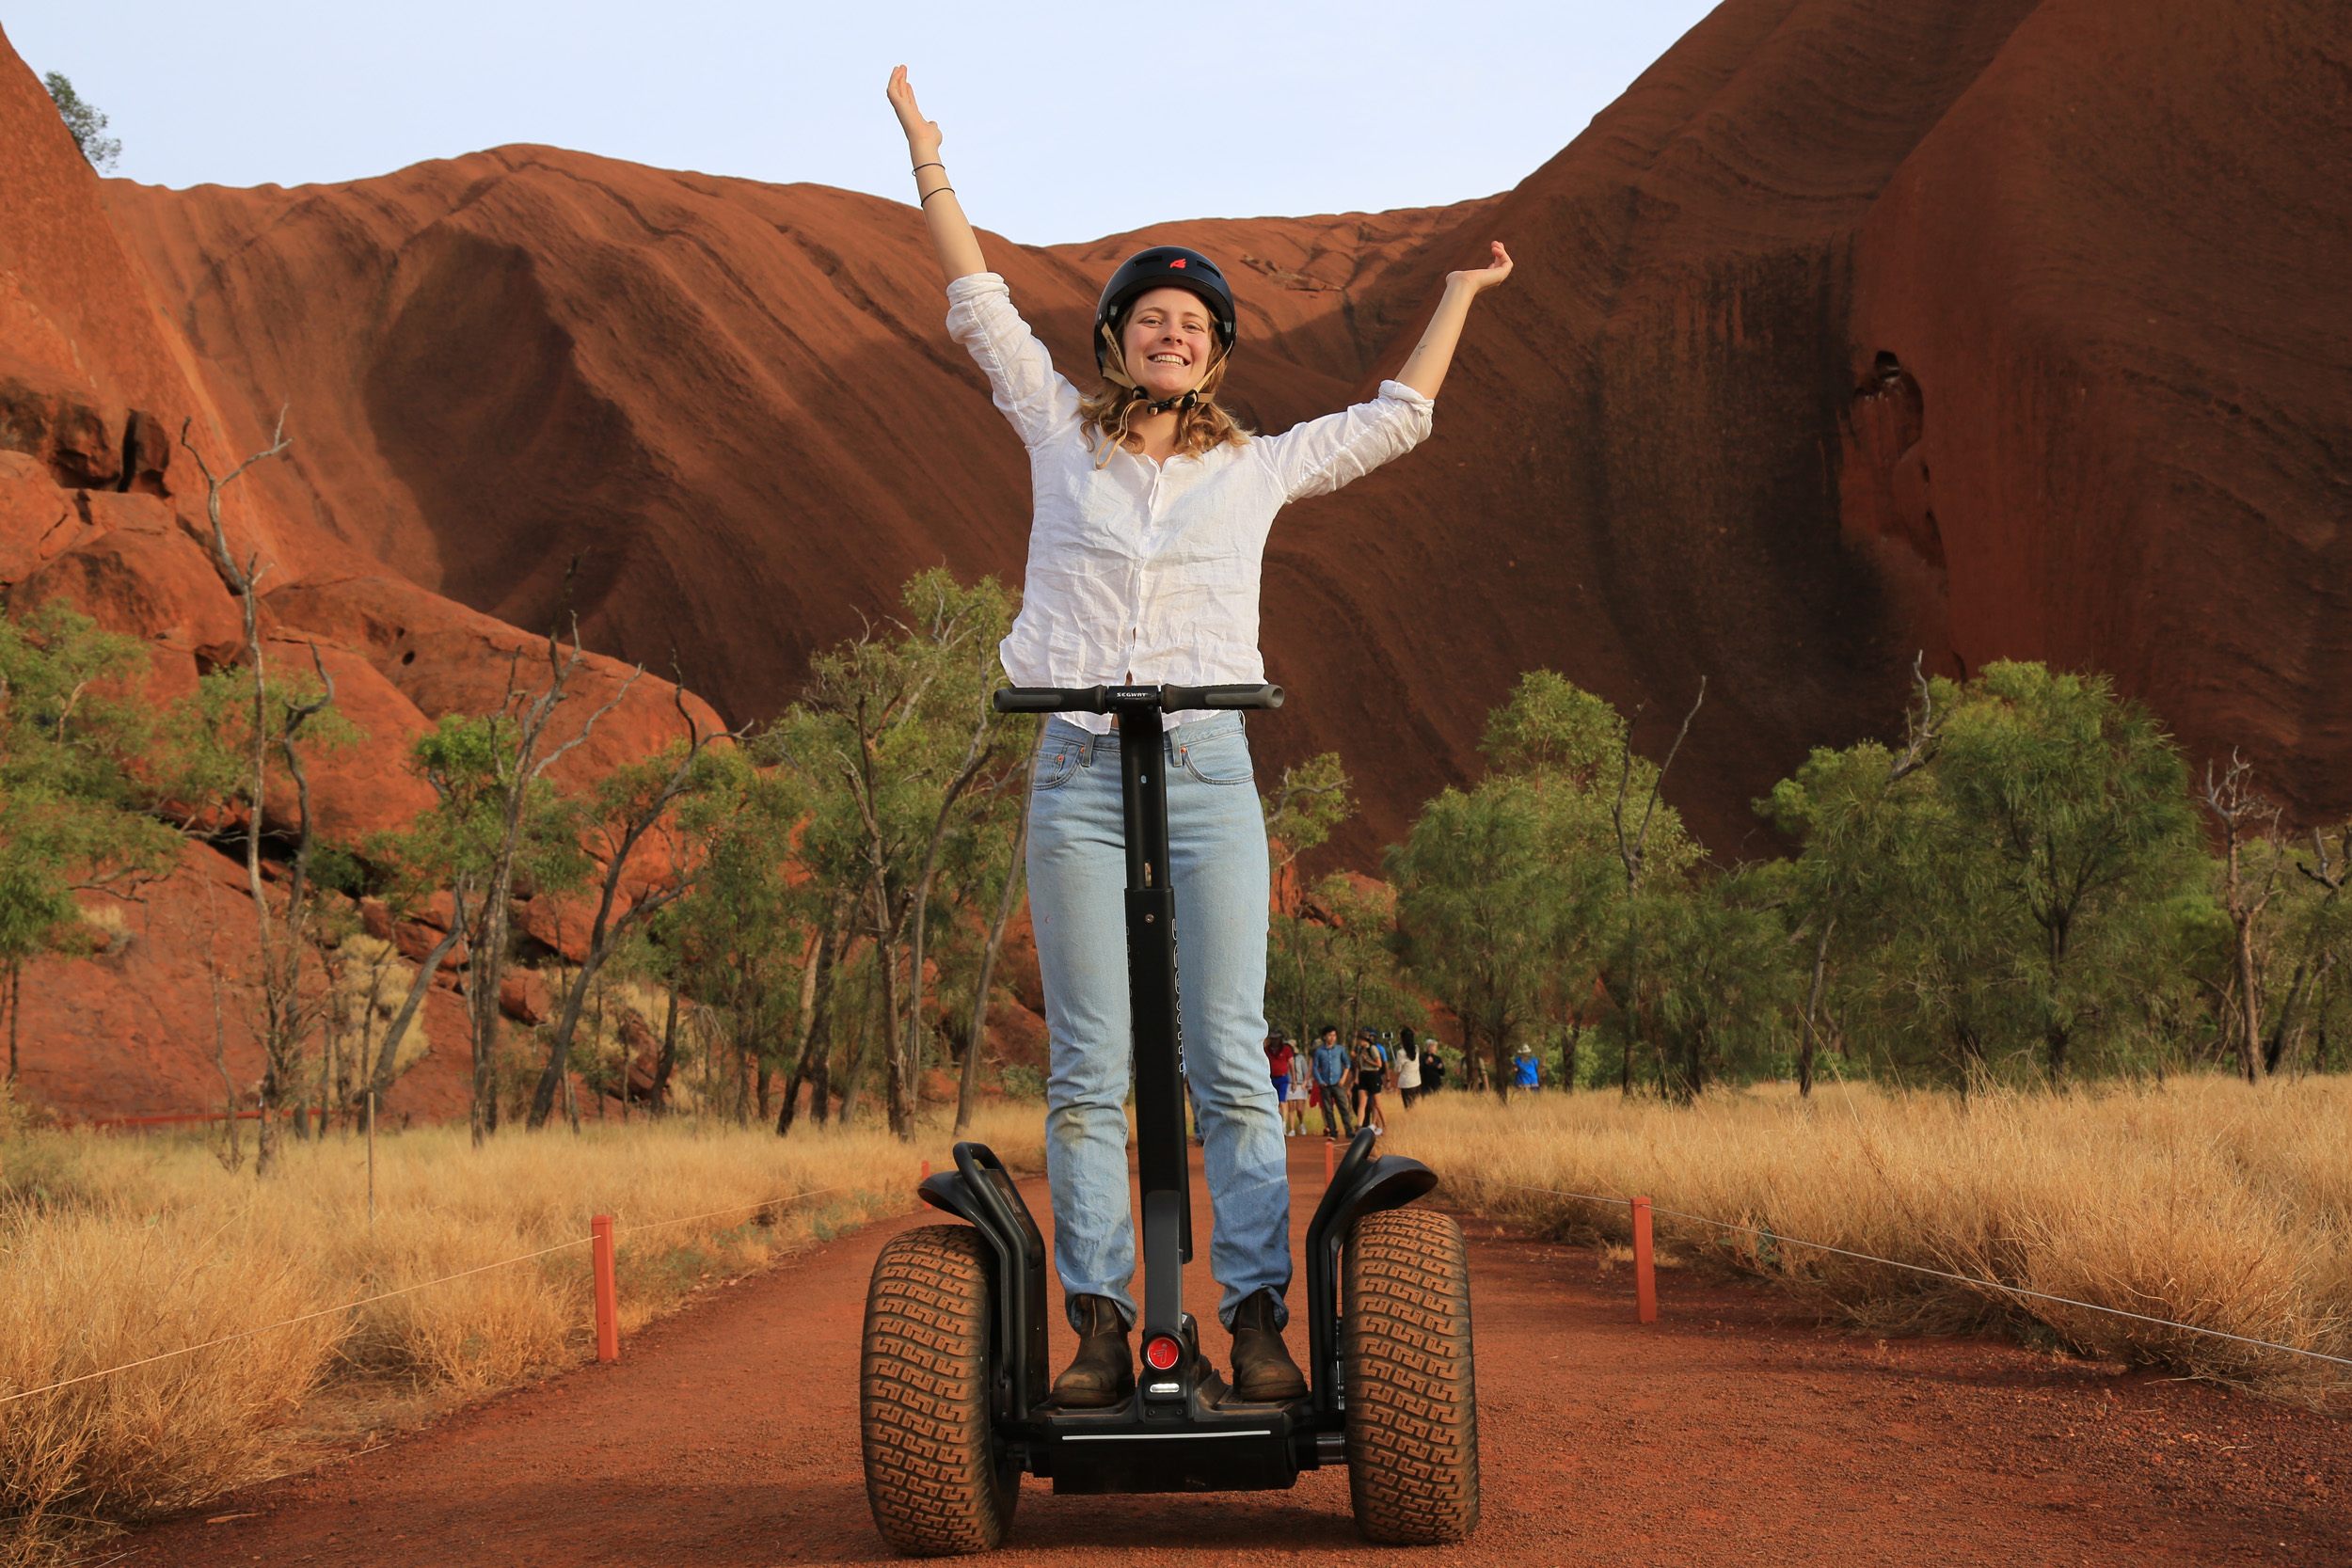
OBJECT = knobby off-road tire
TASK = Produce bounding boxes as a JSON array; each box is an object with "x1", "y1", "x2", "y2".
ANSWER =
[
  {"x1": 1343, "y1": 1206, "x2": 1480, "y2": 1544},
  {"x1": 860, "y1": 1226, "x2": 1017, "y2": 1555}
]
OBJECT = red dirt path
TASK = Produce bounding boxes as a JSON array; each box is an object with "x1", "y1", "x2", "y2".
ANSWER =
[{"x1": 132, "y1": 1139, "x2": 2347, "y2": 1566}]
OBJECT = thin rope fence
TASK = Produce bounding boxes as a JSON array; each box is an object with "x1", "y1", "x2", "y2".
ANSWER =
[
  {"x1": 1443, "y1": 1171, "x2": 2352, "y2": 1370},
  {"x1": 0, "y1": 1181, "x2": 867, "y2": 1409}
]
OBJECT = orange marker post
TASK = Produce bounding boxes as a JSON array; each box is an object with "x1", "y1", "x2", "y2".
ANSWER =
[
  {"x1": 921, "y1": 1159, "x2": 930, "y2": 1183},
  {"x1": 592, "y1": 1214, "x2": 619, "y2": 1363},
  {"x1": 1630, "y1": 1196, "x2": 1657, "y2": 1324}
]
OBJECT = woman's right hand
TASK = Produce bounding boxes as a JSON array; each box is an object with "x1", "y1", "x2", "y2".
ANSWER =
[{"x1": 886, "y1": 66, "x2": 941, "y2": 160}]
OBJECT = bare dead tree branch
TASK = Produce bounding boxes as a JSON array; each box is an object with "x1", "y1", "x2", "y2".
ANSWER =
[
  {"x1": 180, "y1": 411, "x2": 315, "y2": 1173},
  {"x1": 1613, "y1": 678, "x2": 1706, "y2": 893},
  {"x1": 1887, "y1": 652, "x2": 1943, "y2": 782}
]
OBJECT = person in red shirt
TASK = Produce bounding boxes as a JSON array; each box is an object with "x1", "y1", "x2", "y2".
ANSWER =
[{"x1": 1263, "y1": 1034, "x2": 1299, "y2": 1136}]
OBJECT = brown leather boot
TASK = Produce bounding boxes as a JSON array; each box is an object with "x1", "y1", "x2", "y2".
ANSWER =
[
  {"x1": 1224, "y1": 1288, "x2": 1307, "y2": 1403},
  {"x1": 1052, "y1": 1294, "x2": 1134, "y2": 1408}
]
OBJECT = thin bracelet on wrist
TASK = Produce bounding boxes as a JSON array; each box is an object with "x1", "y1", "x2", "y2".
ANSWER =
[
  {"x1": 912, "y1": 161, "x2": 945, "y2": 175},
  {"x1": 919, "y1": 185, "x2": 955, "y2": 204}
]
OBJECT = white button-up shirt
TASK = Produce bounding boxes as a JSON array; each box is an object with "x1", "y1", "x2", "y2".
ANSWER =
[{"x1": 946, "y1": 273, "x2": 1436, "y2": 733}]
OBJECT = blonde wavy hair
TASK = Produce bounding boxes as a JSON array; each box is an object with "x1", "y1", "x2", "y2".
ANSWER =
[{"x1": 1079, "y1": 325, "x2": 1251, "y2": 467}]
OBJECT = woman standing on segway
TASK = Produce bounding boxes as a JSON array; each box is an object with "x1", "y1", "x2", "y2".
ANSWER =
[{"x1": 886, "y1": 66, "x2": 1511, "y2": 1411}]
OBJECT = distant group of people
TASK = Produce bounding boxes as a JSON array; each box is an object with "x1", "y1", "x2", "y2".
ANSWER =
[{"x1": 1262, "y1": 1026, "x2": 1449, "y2": 1141}]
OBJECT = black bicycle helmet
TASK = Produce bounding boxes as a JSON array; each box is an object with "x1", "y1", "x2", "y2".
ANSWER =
[{"x1": 1092, "y1": 245, "x2": 1238, "y2": 375}]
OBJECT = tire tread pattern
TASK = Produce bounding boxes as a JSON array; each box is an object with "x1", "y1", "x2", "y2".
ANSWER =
[
  {"x1": 860, "y1": 1225, "x2": 1014, "y2": 1555},
  {"x1": 1343, "y1": 1206, "x2": 1480, "y2": 1544}
]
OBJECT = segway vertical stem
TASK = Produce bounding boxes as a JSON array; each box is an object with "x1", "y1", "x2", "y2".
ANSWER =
[{"x1": 1115, "y1": 693, "x2": 1196, "y2": 1399}]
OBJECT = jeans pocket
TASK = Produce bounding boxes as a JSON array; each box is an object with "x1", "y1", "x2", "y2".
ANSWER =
[
  {"x1": 1033, "y1": 744, "x2": 1078, "y2": 791},
  {"x1": 1179, "y1": 730, "x2": 1255, "y2": 786}
]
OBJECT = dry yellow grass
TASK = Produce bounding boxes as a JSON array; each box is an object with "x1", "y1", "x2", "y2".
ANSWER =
[
  {"x1": 0, "y1": 1104, "x2": 1043, "y2": 1559},
  {"x1": 1384, "y1": 1076, "x2": 2352, "y2": 1395}
]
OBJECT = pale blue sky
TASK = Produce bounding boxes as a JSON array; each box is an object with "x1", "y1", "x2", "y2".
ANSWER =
[{"x1": 8, "y1": 1, "x2": 1716, "y2": 245}]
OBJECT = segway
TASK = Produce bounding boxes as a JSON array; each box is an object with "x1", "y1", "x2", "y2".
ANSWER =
[{"x1": 858, "y1": 683, "x2": 1479, "y2": 1555}]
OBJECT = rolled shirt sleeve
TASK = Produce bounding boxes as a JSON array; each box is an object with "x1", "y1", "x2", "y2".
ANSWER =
[
  {"x1": 1254, "y1": 380, "x2": 1437, "y2": 502},
  {"x1": 945, "y1": 273, "x2": 1081, "y2": 451}
]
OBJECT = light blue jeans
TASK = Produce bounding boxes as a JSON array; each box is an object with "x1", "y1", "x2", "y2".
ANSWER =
[{"x1": 1027, "y1": 714, "x2": 1289, "y2": 1330}]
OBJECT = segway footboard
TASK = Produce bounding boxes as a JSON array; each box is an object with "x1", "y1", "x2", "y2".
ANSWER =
[{"x1": 1034, "y1": 1399, "x2": 1307, "y2": 1495}]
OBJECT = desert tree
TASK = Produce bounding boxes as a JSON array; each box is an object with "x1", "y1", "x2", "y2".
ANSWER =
[
  {"x1": 183, "y1": 414, "x2": 371, "y2": 1171},
  {"x1": 352, "y1": 815, "x2": 474, "y2": 1115},
  {"x1": 781, "y1": 569, "x2": 1021, "y2": 1138},
  {"x1": 658, "y1": 743, "x2": 814, "y2": 1127},
  {"x1": 1769, "y1": 661, "x2": 2202, "y2": 1086},
  {"x1": 0, "y1": 602, "x2": 179, "y2": 1083},
  {"x1": 407, "y1": 618, "x2": 629, "y2": 1146},
  {"x1": 43, "y1": 72, "x2": 120, "y2": 171},
  {"x1": 1920, "y1": 663, "x2": 2202, "y2": 1082},
  {"x1": 1760, "y1": 657, "x2": 1945, "y2": 1094},
  {"x1": 771, "y1": 889, "x2": 857, "y2": 1133},
  {"x1": 1263, "y1": 752, "x2": 1352, "y2": 896},
  {"x1": 1311, "y1": 872, "x2": 1421, "y2": 1049},
  {"x1": 1645, "y1": 862, "x2": 1804, "y2": 1100},
  {"x1": 525, "y1": 687, "x2": 732, "y2": 1129},
  {"x1": 2271, "y1": 828, "x2": 2352, "y2": 1072},
  {"x1": 1389, "y1": 779, "x2": 1549, "y2": 1097},
  {"x1": 1262, "y1": 752, "x2": 1355, "y2": 1048},
  {"x1": 1486, "y1": 672, "x2": 1698, "y2": 1093},
  {"x1": 2202, "y1": 752, "x2": 2286, "y2": 1083},
  {"x1": 1391, "y1": 672, "x2": 1699, "y2": 1098}
]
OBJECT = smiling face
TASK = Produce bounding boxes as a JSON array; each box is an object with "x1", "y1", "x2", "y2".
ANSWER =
[{"x1": 1120, "y1": 286, "x2": 1219, "y2": 400}]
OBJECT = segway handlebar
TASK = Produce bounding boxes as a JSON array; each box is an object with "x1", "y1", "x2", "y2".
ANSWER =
[{"x1": 993, "y1": 682, "x2": 1284, "y2": 714}]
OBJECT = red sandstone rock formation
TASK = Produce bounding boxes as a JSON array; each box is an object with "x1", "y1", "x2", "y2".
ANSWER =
[{"x1": 0, "y1": 26, "x2": 718, "y2": 1118}]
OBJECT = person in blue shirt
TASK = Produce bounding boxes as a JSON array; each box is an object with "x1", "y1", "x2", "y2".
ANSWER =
[
  {"x1": 1512, "y1": 1042, "x2": 1541, "y2": 1093},
  {"x1": 1310, "y1": 1026, "x2": 1355, "y2": 1140}
]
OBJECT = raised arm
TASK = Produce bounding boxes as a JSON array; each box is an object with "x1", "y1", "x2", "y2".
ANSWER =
[
  {"x1": 887, "y1": 67, "x2": 987, "y2": 283},
  {"x1": 1392, "y1": 242, "x2": 1515, "y2": 400}
]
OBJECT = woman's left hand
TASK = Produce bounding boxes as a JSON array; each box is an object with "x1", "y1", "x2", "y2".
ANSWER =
[{"x1": 1446, "y1": 241, "x2": 1514, "y2": 294}]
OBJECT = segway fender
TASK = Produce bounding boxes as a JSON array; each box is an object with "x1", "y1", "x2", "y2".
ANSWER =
[
  {"x1": 912, "y1": 1143, "x2": 1052, "y2": 1424},
  {"x1": 916, "y1": 1171, "x2": 991, "y2": 1227},
  {"x1": 1301, "y1": 1129, "x2": 1438, "y2": 1424}
]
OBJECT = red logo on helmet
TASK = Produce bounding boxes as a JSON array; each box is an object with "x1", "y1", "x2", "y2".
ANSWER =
[{"x1": 1168, "y1": 258, "x2": 1186, "y2": 267}]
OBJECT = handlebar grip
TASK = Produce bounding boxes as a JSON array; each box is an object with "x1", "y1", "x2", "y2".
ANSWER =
[
  {"x1": 993, "y1": 687, "x2": 1109, "y2": 714},
  {"x1": 1162, "y1": 683, "x2": 1285, "y2": 711}
]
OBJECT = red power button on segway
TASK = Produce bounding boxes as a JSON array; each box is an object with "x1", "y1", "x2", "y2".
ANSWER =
[{"x1": 1143, "y1": 1336, "x2": 1181, "y2": 1370}]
